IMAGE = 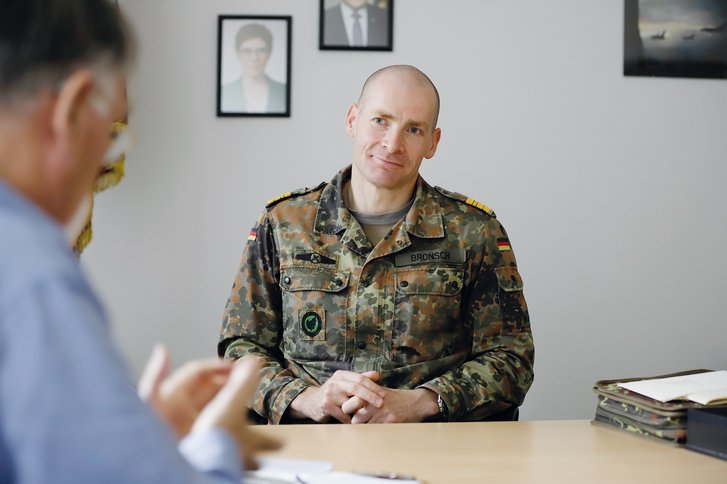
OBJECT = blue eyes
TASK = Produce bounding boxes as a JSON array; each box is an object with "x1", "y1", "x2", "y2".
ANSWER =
[{"x1": 372, "y1": 118, "x2": 422, "y2": 135}]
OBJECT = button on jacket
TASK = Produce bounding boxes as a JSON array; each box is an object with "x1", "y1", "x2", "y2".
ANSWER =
[{"x1": 218, "y1": 166, "x2": 534, "y2": 423}]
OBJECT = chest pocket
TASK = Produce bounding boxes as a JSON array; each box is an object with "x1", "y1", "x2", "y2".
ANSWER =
[
  {"x1": 390, "y1": 267, "x2": 465, "y2": 364},
  {"x1": 279, "y1": 267, "x2": 349, "y2": 361}
]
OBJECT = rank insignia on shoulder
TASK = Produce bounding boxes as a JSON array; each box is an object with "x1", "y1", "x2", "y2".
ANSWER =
[
  {"x1": 265, "y1": 181, "x2": 326, "y2": 208},
  {"x1": 465, "y1": 197, "x2": 494, "y2": 215},
  {"x1": 497, "y1": 238, "x2": 512, "y2": 251},
  {"x1": 265, "y1": 192, "x2": 292, "y2": 207},
  {"x1": 434, "y1": 186, "x2": 495, "y2": 217}
]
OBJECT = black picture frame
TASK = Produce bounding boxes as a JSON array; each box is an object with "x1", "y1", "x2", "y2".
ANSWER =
[
  {"x1": 624, "y1": 0, "x2": 727, "y2": 80},
  {"x1": 217, "y1": 15, "x2": 292, "y2": 117},
  {"x1": 319, "y1": 0, "x2": 393, "y2": 51}
]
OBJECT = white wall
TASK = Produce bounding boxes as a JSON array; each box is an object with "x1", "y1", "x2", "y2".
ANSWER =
[{"x1": 84, "y1": 0, "x2": 727, "y2": 420}]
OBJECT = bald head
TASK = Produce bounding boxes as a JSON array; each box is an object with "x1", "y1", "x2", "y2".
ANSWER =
[{"x1": 357, "y1": 65, "x2": 440, "y2": 131}]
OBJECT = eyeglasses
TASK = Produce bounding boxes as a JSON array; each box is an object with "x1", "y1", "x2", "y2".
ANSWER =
[
  {"x1": 85, "y1": 72, "x2": 133, "y2": 164},
  {"x1": 239, "y1": 47, "x2": 270, "y2": 57},
  {"x1": 103, "y1": 122, "x2": 133, "y2": 164}
]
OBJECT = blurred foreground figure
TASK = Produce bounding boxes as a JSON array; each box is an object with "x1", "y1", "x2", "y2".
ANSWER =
[{"x1": 0, "y1": 1, "x2": 277, "y2": 482}]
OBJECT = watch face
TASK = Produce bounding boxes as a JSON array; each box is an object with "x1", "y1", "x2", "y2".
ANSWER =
[{"x1": 437, "y1": 394, "x2": 449, "y2": 420}]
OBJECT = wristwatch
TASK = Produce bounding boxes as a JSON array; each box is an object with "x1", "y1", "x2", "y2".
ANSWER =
[{"x1": 437, "y1": 394, "x2": 449, "y2": 421}]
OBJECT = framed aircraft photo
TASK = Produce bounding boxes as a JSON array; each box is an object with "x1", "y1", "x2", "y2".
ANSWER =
[{"x1": 624, "y1": 0, "x2": 727, "y2": 79}]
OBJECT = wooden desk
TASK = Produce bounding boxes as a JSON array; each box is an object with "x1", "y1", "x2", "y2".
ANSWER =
[{"x1": 256, "y1": 420, "x2": 726, "y2": 483}]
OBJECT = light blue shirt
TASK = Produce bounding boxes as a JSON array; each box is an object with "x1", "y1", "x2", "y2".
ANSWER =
[{"x1": 0, "y1": 181, "x2": 244, "y2": 484}]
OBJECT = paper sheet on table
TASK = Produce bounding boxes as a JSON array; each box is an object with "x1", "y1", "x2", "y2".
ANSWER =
[
  {"x1": 617, "y1": 370, "x2": 727, "y2": 403},
  {"x1": 244, "y1": 457, "x2": 332, "y2": 483},
  {"x1": 244, "y1": 457, "x2": 420, "y2": 483},
  {"x1": 300, "y1": 471, "x2": 420, "y2": 483}
]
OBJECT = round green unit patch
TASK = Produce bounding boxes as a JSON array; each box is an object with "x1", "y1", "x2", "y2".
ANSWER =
[{"x1": 301, "y1": 311, "x2": 323, "y2": 337}]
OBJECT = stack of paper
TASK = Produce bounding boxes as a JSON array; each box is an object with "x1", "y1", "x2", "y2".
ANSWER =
[
  {"x1": 618, "y1": 370, "x2": 727, "y2": 405},
  {"x1": 592, "y1": 369, "x2": 727, "y2": 444}
]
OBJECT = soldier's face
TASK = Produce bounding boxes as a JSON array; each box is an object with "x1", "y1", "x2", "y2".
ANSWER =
[{"x1": 345, "y1": 72, "x2": 441, "y2": 193}]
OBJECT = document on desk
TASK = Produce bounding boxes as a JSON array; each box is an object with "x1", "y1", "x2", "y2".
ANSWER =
[
  {"x1": 617, "y1": 370, "x2": 727, "y2": 404},
  {"x1": 244, "y1": 457, "x2": 420, "y2": 484},
  {"x1": 244, "y1": 457, "x2": 332, "y2": 483}
]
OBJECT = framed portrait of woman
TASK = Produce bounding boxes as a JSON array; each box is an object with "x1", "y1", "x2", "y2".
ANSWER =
[{"x1": 217, "y1": 15, "x2": 292, "y2": 117}]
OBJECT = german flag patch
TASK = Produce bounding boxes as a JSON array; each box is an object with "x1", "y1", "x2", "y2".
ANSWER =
[{"x1": 497, "y1": 238, "x2": 512, "y2": 251}]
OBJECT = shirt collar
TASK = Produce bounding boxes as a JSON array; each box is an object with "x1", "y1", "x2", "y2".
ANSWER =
[
  {"x1": 314, "y1": 166, "x2": 445, "y2": 239},
  {"x1": 0, "y1": 180, "x2": 61, "y2": 232},
  {"x1": 340, "y1": 1, "x2": 367, "y2": 18}
]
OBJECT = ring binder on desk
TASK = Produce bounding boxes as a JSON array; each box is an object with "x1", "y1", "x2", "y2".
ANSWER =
[{"x1": 591, "y1": 369, "x2": 715, "y2": 445}]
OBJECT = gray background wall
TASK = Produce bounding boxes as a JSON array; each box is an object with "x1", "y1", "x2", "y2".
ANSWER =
[{"x1": 84, "y1": 0, "x2": 727, "y2": 420}]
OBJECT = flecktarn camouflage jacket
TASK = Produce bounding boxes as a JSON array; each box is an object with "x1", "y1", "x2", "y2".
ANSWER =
[{"x1": 218, "y1": 166, "x2": 534, "y2": 423}]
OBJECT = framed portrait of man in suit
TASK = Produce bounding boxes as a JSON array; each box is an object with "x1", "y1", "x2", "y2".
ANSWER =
[
  {"x1": 216, "y1": 15, "x2": 292, "y2": 117},
  {"x1": 319, "y1": 0, "x2": 393, "y2": 51}
]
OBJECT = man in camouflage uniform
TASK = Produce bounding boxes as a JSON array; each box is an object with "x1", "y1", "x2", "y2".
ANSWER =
[{"x1": 218, "y1": 65, "x2": 534, "y2": 424}]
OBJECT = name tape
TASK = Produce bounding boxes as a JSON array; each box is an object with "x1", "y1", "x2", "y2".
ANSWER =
[{"x1": 395, "y1": 249, "x2": 466, "y2": 267}]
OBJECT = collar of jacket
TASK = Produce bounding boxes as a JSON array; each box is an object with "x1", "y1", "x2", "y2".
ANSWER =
[{"x1": 313, "y1": 165, "x2": 445, "y2": 239}]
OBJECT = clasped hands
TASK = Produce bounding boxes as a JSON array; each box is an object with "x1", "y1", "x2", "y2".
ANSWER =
[{"x1": 288, "y1": 370, "x2": 439, "y2": 424}]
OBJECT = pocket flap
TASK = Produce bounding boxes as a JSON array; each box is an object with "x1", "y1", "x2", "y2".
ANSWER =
[
  {"x1": 495, "y1": 266, "x2": 524, "y2": 292},
  {"x1": 280, "y1": 268, "x2": 349, "y2": 293},
  {"x1": 395, "y1": 268, "x2": 463, "y2": 296}
]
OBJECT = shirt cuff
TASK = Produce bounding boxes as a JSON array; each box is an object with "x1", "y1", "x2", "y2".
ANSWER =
[
  {"x1": 270, "y1": 378, "x2": 309, "y2": 424},
  {"x1": 179, "y1": 427, "x2": 243, "y2": 479}
]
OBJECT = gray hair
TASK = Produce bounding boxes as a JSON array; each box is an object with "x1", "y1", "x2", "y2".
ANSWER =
[{"x1": 0, "y1": 0, "x2": 134, "y2": 104}]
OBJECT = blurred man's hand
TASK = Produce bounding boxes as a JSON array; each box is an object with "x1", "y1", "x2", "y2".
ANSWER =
[
  {"x1": 192, "y1": 357, "x2": 281, "y2": 470},
  {"x1": 138, "y1": 344, "x2": 232, "y2": 438}
]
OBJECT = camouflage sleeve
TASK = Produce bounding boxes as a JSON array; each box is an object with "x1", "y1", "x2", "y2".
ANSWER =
[
  {"x1": 419, "y1": 219, "x2": 534, "y2": 421},
  {"x1": 217, "y1": 210, "x2": 309, "y2": 424}
]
